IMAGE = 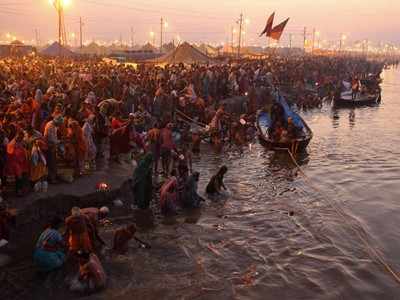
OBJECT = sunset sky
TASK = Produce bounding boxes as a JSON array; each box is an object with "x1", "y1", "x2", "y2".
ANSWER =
[{"x1": 0, "y1": 0, "x2": 398, "y2": 46}]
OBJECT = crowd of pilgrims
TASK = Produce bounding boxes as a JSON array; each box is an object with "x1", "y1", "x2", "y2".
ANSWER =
[{"x1": 0, "y1": 55, "x2": 389, "y2": 294}]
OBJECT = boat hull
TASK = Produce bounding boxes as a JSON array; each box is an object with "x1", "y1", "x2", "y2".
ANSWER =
[
  {"x1": 258, "y1": 134, "x2": 312, "y2": 152},
  {"x1": 334, "y1": 93, "x2": 381, "y2": 108},
  {"x1": 256, "y1": 113, "x2": 313, "y2": 153}
]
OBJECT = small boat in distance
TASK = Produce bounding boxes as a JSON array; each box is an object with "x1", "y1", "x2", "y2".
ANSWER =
[
  {"x1": 256, "y1": 93, "x2": 313, "y2": 153},
  {"x1": 334, "y1": 90, "x2": 381, "y2": 108},
  {"x1": 334, "y1": 78, "x2": 382, "y2": 108}
]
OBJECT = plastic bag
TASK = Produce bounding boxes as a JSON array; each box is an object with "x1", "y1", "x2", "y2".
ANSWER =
[
  {"x1": 33, "y1": 181, "x2": 42, "y2": 192},
  {"x1": 41, "y1": 181, "x2": 48, "y2": 193}
]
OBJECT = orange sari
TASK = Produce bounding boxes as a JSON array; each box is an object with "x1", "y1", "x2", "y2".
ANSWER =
[{"x1": 65, "y1": 215, "x2": 93, "y2": 253}]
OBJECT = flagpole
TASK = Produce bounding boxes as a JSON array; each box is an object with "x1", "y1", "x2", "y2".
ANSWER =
[{"x1": 237, "y1": 13, "x2": 243, "y2": 59}]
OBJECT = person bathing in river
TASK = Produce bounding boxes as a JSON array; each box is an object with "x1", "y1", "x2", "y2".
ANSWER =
[
  {"x1": 208, "y1": 104, "x2": 227, "y2": 153},
  {"x1": 177, "y1": 144, "x2": 193, "y2": 179},
  {"x1": 80, "y1": 207, "x2": 109, "y2": 248},
  {"x1": 190, "y1": 118, "x2": 202, "y2": 154},
  {"x1": 183, "y1": 172, "x2": 204, "y2": 208},
  {"x1": 70, "y1": 251, "x2": 107, "y2": 293},
  {"x1": 132, "y1": 153, "x2": 153, "y2": 210},
  {"x1": 159, "y1": 170, "x2": 178, "y2": 215},
  {"x1": 160, "y1": 123, "x2": 176, "y2": 176},
  {"x1": 64, "y1": 207, "x2": 93, "y2": 254},
  {"x1": 146, "y1": 122, "x2": 161, "y2": 174},
  {"x1": 0, "y1": 202, "x2": 14, "y2": 250},
  {"x1": 206, "y1": 166, "x2": 228, "y2": 196},
  {"x1": 112, "y1": 223, "x2": 137, "y2": 254}
]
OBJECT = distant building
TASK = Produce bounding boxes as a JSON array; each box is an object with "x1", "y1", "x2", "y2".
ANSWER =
[{"x1": 0, "y1": 40, "x2": 36, "y2": 57}]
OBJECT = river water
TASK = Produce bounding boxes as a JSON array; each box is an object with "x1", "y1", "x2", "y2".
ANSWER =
[
  {"x1": 182, "y1": 67, "x2": 400, "y2": 299},
  {"x1": 32, "y1": 68, "x2": 400, "y2": 300}
]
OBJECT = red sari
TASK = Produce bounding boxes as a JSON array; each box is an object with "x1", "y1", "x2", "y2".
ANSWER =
[
  {"x1": 4, "y1": 139, "x2": 28, "y2": 178},
  {"x1": 65, "y1": 122, "x2": 87, "y2": 163},
  {"x1": 110, "y1": 125, "x2": 144, "y2": 155},
  {"x1": 65, "y1": 215, "x2": 93, "y2": 253}
]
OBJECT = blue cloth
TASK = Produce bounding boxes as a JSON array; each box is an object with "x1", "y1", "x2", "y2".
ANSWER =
[
  {"x1": 275, "y1": 92, "x2": 304, "y2": 129},
  {"x1": 33, "y1": 228, "x2": 66, "y2": 272}
]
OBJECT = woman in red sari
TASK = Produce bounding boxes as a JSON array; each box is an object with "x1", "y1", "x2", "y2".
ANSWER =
[
  {"x1": 65, "y1": 120, "x2": 88, "y2": 176},
  {"x1": 4, "y1": 131, "x2": 29, "y2": 196}
]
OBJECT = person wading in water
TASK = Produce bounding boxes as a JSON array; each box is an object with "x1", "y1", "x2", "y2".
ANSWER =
[{"x1": 206, "y1": 166, "x2": 228, "y2": 195}]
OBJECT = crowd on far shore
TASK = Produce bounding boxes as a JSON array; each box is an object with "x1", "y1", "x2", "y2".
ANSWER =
[
  {"x1": 0, "y1": 54, "x2": 394, "y2": 294},
  {"x1": 0, "y1": 55, "x2": 389, "y2": 197}
]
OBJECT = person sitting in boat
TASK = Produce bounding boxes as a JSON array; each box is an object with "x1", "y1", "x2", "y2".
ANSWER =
[
  {"x1": 287, "y1": 117, "x2": 303, "y2": 140},
  {"x1": 271, "y1": 120, "x2": 284, "y2": 142},
  {"x1": 351, "y1": 77, "x2": 360, "y2": 100},
  {"x1": 270, "y1": 101, "x2": 286, "y2": 140},
  {"x1": 359, "y1": 83, "x2": 367, "y2": 95}
]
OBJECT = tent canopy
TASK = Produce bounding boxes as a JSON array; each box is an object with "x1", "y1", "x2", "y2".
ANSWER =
[
  {"x1": 40, "y1": 42, "x2": 76, "y2": 57},
  {"x1": 79, "y1": 42, "x2": 109, "y2": 56},
  {"x1": 151, "y1": 42, "x2": 214, "y2": 65},
  {"x1": 197, "y1": 43, "x2": 218, "y2": 56},
  {"x1": 141, "y1": 43, "x2": 158, "y2": 52}
]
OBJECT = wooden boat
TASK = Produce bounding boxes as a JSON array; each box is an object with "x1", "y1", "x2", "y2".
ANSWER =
[
  {"x1": 334, "y1": 90, "x2": 381, "y2": 108},
  {"x1": 256, "y1": 94, "x2": 313, "y2": 153}
]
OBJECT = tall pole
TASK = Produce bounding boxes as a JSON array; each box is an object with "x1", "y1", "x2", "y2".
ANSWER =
[
  {"x1": 237, "y1": 13, "x2": 243, "y2": 59},
  {"x1": 35, "y1": 29, "x2": 39, "y2": 47},
  {"x1": 231, "y1": 26, "x2": 234, "y2": 53},
  {"x1": 160, "y1": 17, "x2": 163, "y2": 53},
  {"x1": 130, "y1": 27, "x2": 134, "y2": 49},
  {"x1": 231, "y1": 26, "x2": 235, "y2": 55},
  {"x1": 79, "y1": 17, "x2": 83, "y2": 49},
  {"x1": 58, "y1": 0, "x2": 62, "y2": 45},
  {"x1": 312, "y1": 28, "x2": 316, "y2": 54},
  {"x1": 303, "y1": 27, "x2": 307, "y2": 51}
]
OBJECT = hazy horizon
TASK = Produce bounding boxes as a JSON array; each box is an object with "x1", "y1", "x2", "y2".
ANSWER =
[{"x1": 1, "y1": 0, "x2": 399, "y2": 47}]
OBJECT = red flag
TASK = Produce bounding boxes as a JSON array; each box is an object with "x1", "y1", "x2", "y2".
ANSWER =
[
  {"x1": 269, "y1": 18, "x2": 290, "y2": 41},
  {"x1": 259, "y1": 12, "x2": 275, "y2": 37}
]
